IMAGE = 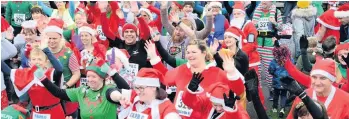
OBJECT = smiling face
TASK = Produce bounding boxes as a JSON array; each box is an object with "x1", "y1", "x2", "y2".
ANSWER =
[
  {"x1": 133, "y1": 85, "x2": 156, "y2": 102},
  {"x1": 140, "y1": 11, "x2": 151, "y2": 23},
  {"x1": 183, "y1": 5, "x2": 193, "y2": 13},
  {"x1": 338, "y1": 49, "x2": 349, "y2": 65},
  {"x1": 185, "y1": 44, "x2": 207, "y2": 66},
  {"x1": 224, "y1": 35, "x2": 237, "y2": 48},
  {"x1": 212, "y1": 103, "x2": 224, "y2": 113},
  {"x1": 86, "y1": 71, "x2": 104, "y2": 90},
  {"x1": 29, "y1": 49, "x2": 48, "y2": 68},
  {"x1": 75, "y1": 13, "x2": 87, "y2": 28},
  {"x1": 23, "y1": 28, "x2": 37, "y2": 43},
  {"x1": 46, "y1": 32, "x2": 62, "y2": 49},
  {"x1": 260, "y1": 1, "x2": 272, "y2": 9},
  {"x1": 55, "y1": 1, "x2": 66, "y2": 9},
  {"x1": 123, "y1": 29, "x2": 137, "y2": 45},
  {"x1": 311, "y1": 74, "x2": 332, "y2": 94},
  {"x1": 172, "y1": 27, "x2": 186, "y2": 42},
  {"x1": 80, "y1": 32, "x2": 93, "y2": 46}
]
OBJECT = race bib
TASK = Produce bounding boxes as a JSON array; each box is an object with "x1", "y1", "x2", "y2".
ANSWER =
[
  {"x1": 258, "y1": 18, "x2": 271, "y2": 31},
  {"x1": 127, "y1": 111, "x2": 149, "y2": 119},
  {"x1": 126, "y1": 63, "x2": 139, "y2": 78},
  {"x1": 80, "y1": 77, "x2": 88, "y2": 86},
  {"x1": 166, "y1": 86, "x2": 177, "y2": 94},
  {"x1": 96, "y1": 25, "x2": 106, "y2": 40},
  {"x1": 33, "y1": 112, "x2": 50, "y2": 119},
  {"x1": 14, "y1": 14, "x2": 25, "y2": 25},
  {"x1": 175, "y1": 91, "x2": 193, "y2": 117}
]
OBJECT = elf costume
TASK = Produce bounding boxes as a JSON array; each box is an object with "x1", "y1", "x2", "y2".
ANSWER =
[
  {"x1": 5, "y1": 1, "x2": 32, "y2": 35},
  {"x1": 1, "y1": 104, "x2": 28, "y2": 119}
]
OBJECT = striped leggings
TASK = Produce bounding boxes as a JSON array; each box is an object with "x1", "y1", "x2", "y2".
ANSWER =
[{"x1": 257, "y1": 46, "x2": 274, "y2": 90}]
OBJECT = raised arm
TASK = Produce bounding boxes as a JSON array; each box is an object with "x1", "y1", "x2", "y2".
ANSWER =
[
  {"x1": 195, "y1": 11, "x2": 213, "y2": 40},
  {"x1": 38, "y1": 1, "x2": 53, "y2": 16},
  {"x1": 160, "y1": 2, "x2": 175, "y2": 35},
  {"x1": 284, "y1": 59, "x2": 311, "y2": 88},
  {"x1": 155, "y1": 41, "x2": 177, "y2": 67},
  {"x1": 137, "y1": 17, "x2": 151, "y2": 40}
]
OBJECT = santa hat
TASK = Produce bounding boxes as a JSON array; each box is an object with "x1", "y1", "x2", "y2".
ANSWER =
[
  {"x1": 297, "y1": 1, "x2": 311, "y2": 9},
  {"x1": 139, "y1": 8, "x2": 153, "y2": 21},
  {"x1": 224, "y1": 26, "x2": 246, "y2": 48},
  {"x1": 310, "y1": 59, "x2": 336, "y2": 82},
  {"x1": 334, "y1": 3, "x2": 349, "y2": 18},
  {"x1": 208, "y1": 2, "x2": 222, "y2": 9},
  {"x1": 106, "y1": 47, "x2": 130, "y2": 69},
  {"x1": 334, "y1": 43, "x2": 349, "y2": 55},
  {"x1": 316, "y1": 9, "x2": 341, "y2": 30},
  {"x1": 21, "y1": 20, "x2": 37, "y2": 29},
  {"x1": 1, "y1": 16, "x2": 11, "y2": 33},
  {"x1": 173, "y1": 1, "x2": 185, "y2": 9},
  {"x1": 206, "y1": 82, "x2": 230, "y2": 106},
  {"x1": 233, "y1": 1, "x2": 245, "y2": 14},
  {"x1": 122, "y1": 23, "x2": 138, "y2": 36},
  {"x1": 78, "y1": 23, "x2": 96, "y2": 36},
  {"x1": 133, "y1": 68, "x2": 163, "y2": 87},
  {"x1": 43, "y1": 18, "x2": 64, "y2": 35}
]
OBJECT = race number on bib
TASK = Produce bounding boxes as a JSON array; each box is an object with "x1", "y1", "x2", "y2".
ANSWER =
[
  {"x1": 96, "y1": 25, "x2": 106, "y2": 40},
  {"x1": 166, "y1": 86, "x2": 177, "y2": 94},
  {"x1": 33, "y1": 112, "x2": 50, "y2": 119},
  {"x1": 14, "y1": 14, "x2": 25, "y2": 25},
  {"x1": 258, "y1": 18, "x2": 271, "y2": 31},
  {"x1": 127, "y1": 111, "x2": 149, "y2": 119},
  {"x1": 175, "y1": 91, "x2": 193, "y2": 117},
  {"x1": 80, "y1": 78, "x2": 88, "y2": 86}
]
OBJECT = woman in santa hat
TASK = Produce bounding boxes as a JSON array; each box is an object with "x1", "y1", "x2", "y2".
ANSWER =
[
  {"x1": 1, "y1": 45, "x2": 65, "y2": 118},
  {"x1": 182, "y1": 80, "x2": 249, "y2": 119},
  {"x1": 38, "y1": 58, "x2": 130, "y2": 119},
  {"x1": 333, "y1": 43, "x2": 349, "y2": 92},
  {"x1": 38, "y1": 1, "x2": 76, "y2": 30},
  {"x1": 273, "y1": 45, "x2": 349, "y2": 119}
]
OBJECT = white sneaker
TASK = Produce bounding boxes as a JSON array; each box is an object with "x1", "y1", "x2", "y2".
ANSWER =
[{"x1": 272, "y1": 108, "x2": 277, "y2": 113}]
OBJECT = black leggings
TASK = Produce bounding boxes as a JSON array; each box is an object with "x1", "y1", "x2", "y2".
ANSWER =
[{"x1": 273, "y1": 88, "x2": 287, "y2": 109}]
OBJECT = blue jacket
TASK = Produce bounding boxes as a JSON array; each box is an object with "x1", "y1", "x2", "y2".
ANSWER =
[{"x1": 268, "y1": 59, "x2": 294, "y2": 89}]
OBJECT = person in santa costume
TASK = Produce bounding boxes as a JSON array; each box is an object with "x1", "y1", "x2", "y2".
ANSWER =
[
  {"x1": 252, "y1": 1, "x2": 283, "y2": 100},
  {"x1": 43, "y1": 18, "x2": 81, "y2": 118},
  {"x1": 39, "y1": 58, "x2": 130, "y2": 119},
  {"x1": 111, "y1": 68, "x2": 181, "y2": 119},
  {"x1": 1, "y1": 17, "x2": 18, "y2": 110},
  {"x1": 1, "y1": 46, "x2": 65, "y2": 118},
  {"x1": 314, "y1": 2, "x2": 341, "y2": 44},
  {"x1": 148, "y1": 39, "x2": 245, "y2": 119},
  {"x1": 100, "y1": 3, "x2": 152, "y2": 71},
  {"x1": 332, "y1": 43, "x2": 349, "y2": 92},
  {"x1": 182, "y1": 80, "x2": 250, "y2": 119},
  {"x1": 334, "y1": 3, "x2": 349, "y2": 43}
]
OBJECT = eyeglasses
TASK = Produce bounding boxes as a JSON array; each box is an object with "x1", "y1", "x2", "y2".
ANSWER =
[{"x1": 133, "y1": 86, "x2": 148, "y2": 92}]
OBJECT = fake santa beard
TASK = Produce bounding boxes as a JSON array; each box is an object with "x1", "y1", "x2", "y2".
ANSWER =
[{"x1": 230, "y1": 17, "x2": 245, "y2": 29}]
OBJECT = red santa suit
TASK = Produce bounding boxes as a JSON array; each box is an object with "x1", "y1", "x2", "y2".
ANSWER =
[
  {"x1": 182, "y1": 82, "x2": 250, "y2": 119},
  {"x1": 150, "y1": 59, "x2": 245, "y2": 119},
  {"x1": 118, "y1": 68, "x2": 180, "y2": 119},
  {"x1": 314, "y1": 7, "x2": 341, "y2": 44},
  {"x1": 284, "y1": 58, "x2": 349, "y2": 118},
  {"x1": 10, "y1": 66, "x2": 65, "y2": 119}
]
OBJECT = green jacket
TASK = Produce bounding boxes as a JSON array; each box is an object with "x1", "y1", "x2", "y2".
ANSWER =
[{"x1": 5, "y1": 1, "x2": 32, "y2": 27}]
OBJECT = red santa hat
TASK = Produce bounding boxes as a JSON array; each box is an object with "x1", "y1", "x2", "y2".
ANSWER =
[
  {"x1": 208, "y1": 2, "x2": 222, "y2": 9},
  {"x1": 334, "y1": 43, "x2": 349, "y2": 55},
  {"x1": 21, "y1": 20, "x2": 37, "y2": 29},
  {"x1": 233, "y1": 1, "x2": 245, "y2": 14},
  {"x1": 106, "y1": 47, "x2": 131, "y2": 69},
  {"x1": 316, "y1": 9, "x2": 341, "y2": 30},
  {"x1": 206, "y1": 82, "x2": 230, "y2": 106},
  {"x1": 224, "y1": 26, "x2": 246, "y2": 48},
  {"x1": 139, "y1": 8, "x2": 153, "y2": 21},
  {"x1": 133, "y1": 68, "x2": 163, "y2": 87},
  {"x1": 122, "y1": 23, "x2": 138, "y2": 36},
  {"x1": 310, "y1": 59, "x2": 336, "y2": 82},
  {"x1": 334, "y1": 3, "x2": 349, "y2": 18},
  {"x1": 1, "y1": 16, "x2": 11, "y2": 33},
  {"x1": 78, "y1": 23, "x2": 96, "y2": 36},
  {"x1": 43, "y1": 18, "x2": 64, "y2": 35}
]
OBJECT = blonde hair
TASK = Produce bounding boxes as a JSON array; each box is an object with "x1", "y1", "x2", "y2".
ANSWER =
[
  {"x1": 187, "y1": 40, "x2": 213, "y2": 62},
  {"x1": 29, "y1": 48, "x2": 52, "y2": 67},
  {"x1": 307, "y1": 37, "x2": 318, "y2": 48},
  {"x1": 181, "y1": 19, "x2": 194, "y2": 30}
]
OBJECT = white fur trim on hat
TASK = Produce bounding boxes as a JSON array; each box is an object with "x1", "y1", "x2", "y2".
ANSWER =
[
  {"x1": 139, "y1": 8, "x2": 153, "y2": 21},
  {"x1": 106, "y1": 48, "x2": 130, "y2": 69},
  {"x1": 233, "y1": 9, "x2": 246, "y2": 14},
  {"x1": 310, "y1": 69, "x2": 336, "y2": 82},
  {"x1": 316, "y1": 18, "x2": 340, "y2": 30},
  {"x1": 208, "y1": 2, "x2": 222, "y2": 9},
  {"x1": 21, "y1": 20, "x2": 37, "y2": 29},
  {"x1": 224, "y1": 32, "x2": 242, "y2": 41},
  {"x1": 133, "y1": 77, "x2": 160, "y2": 87},
  {"x1": 334, "y1": 11, "x2": 349, "y2": 18},
  {"x1": 43, "y1": 26, "x2": 63, "y2": 35},
  {"x1": 79, "y1": 26, "x2": 96, "y2": 36},
  {"x1": 210, "y1": 96, "x2": 225, "y2": 106}
]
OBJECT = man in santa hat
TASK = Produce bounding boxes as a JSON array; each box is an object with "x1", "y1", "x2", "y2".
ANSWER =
[
  {"x1": 43, "y1": 18, "x2": 81, "y2": 118},
  {"x1": 315, "y1": 2, "x2": 341, "y2": 44},
  {"x1": 229, "y1": 1, "x2": 264, "y2": 105},
  {"x1": 334, "y1": 3, "x2": 349, "y2": 43}
]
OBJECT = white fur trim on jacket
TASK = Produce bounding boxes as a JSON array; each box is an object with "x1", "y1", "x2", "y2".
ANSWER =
[
  {"x1": 78, "y1": 26, "x2": 96, "y2": 36},
  {"x1": 316, "y1": 18, "x2": 340, "y2": 30},
  {"x1": 227, "y1": 68, "x2": 245, "y2": 83},
  {"x1": 310, "y1": 69, "x2": 336, "y2": 82},
  {"x1": 43, "y1": 26, "x2": 63, "y2": 35},
  {"x1": 291, "y1": 6, "x2": 317, "y2": 18},
  {"x1": 223, "y1": 102, "x2": 238, "y2": 112},
  {"x1": 133, "y1": 77, "x2": 160, "y2": 87},
  {"x1": 334, "y1": 11, "x2": 349, "y2": 18}
]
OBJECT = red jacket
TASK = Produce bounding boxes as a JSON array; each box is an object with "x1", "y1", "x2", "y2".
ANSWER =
[{"x1": 241, "y1": 21, "x2": 260, "y2": 67}]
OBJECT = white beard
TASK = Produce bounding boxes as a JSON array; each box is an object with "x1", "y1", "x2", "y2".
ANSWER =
[{"x1": 230, "y1": 17, "x2": 245, "y2": 29}]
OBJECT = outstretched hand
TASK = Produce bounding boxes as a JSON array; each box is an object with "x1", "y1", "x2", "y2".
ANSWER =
[
  {"x1": 223, "y1": 90, "x2": 240, "y2": 109},
  {"x1": 144, "y1": 40, "x2": 158, "y2": 60},
  {"x1": 188, "y1": 73, "x2": 204, "y2": 92}
]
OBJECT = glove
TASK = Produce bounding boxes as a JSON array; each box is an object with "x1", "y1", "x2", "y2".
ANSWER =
[
  {"x1": 223, "y1": 90, "x2": 240, "y2": 109},
  {"x1": 244, "y1": 69, "x2": 259, "y2": 101},
  {"x1": 280, "y1": 77, "x2": 305, "y2": 98},
  {"x1": 34, "y1": 65, "x2": 46, "y2": 81},
  {"x1": 342, "y1": 55, "x2": 349, "y2": 68},
  {"x1": 299, "y1": 35, "x2": 308, "y2": 50},
  {"x1": 274, "y1": 40, "x2": 280, "y2": 48},
  {"x1": 188, "y1": 73, "x2": 204, "y2": 92}
]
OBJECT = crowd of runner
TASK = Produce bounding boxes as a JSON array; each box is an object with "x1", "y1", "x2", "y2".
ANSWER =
[{"x1": 1, "y1": 1, "x2": 349, "y2": 119}]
